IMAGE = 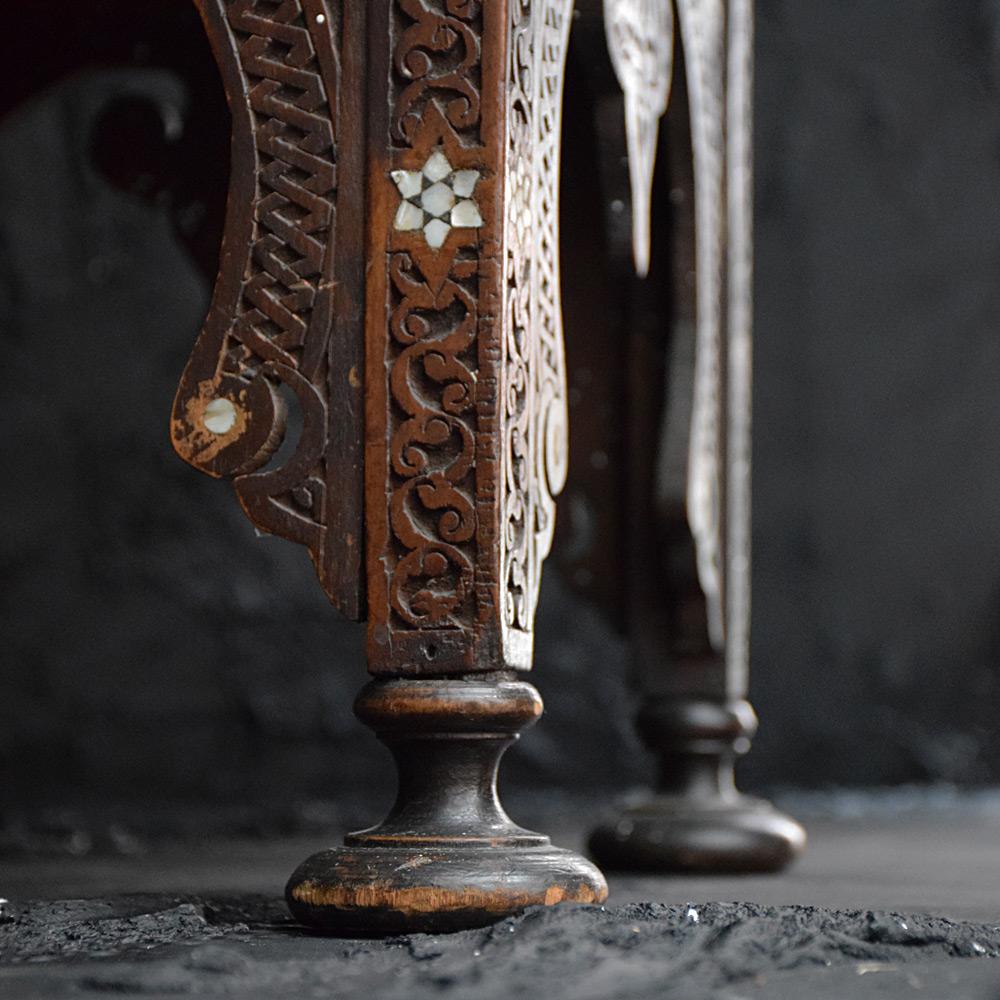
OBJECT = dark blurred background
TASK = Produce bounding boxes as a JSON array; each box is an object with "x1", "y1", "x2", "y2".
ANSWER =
[{"x1": 2, "y1": 1, "x2": 1000, "y2": 842}]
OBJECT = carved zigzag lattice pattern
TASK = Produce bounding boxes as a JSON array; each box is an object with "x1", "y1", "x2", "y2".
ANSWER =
[
  {"x1": 209, "y1": 0, "x2": 341, "y2": 571},
  {"x1": 226, "y1": 0, "x2": 338, "y2": 383}
]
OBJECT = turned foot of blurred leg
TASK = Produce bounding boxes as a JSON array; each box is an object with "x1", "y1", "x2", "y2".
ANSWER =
[{"x1": 590, "y1": 696, "x2": 804, "y2": 873}]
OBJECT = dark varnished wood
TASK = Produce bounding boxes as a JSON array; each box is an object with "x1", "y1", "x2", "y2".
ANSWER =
[{"x1": 174, "y1": 0, "x2": 606, "y2": 933}]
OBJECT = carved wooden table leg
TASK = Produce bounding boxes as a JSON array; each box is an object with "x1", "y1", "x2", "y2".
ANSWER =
[
  {"x1": 172, "y1": 0, "x2": 605, "y2": 933},
  {"x1": 585, "y1": 0, "x2": 805, "y2": 873}
]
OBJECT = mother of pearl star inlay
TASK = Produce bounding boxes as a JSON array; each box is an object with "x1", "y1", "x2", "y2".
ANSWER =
[{"x1": 391, "y1": 149, "x2": 484, "y2": 249}]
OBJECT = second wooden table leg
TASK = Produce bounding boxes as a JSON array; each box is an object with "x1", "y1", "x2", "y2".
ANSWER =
[{"x1": 581, "y1": 0, "x2": 805, "y2": 873}]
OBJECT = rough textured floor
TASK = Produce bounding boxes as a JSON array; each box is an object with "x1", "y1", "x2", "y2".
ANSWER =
[
  {"x1": 3, "y1": 896, "x2": 1000, "y2": 999},
  {"x1": 4, "y1": 811, "x2": 1000, "y2": 998}
]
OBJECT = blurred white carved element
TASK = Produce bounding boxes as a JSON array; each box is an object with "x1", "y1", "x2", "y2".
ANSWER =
[
  {"x1": 677, "y1": 0, "x2": 726, "y2": 651},
  {"x1": 603, "y1": 0, "x2": 674, "y2": 277},
  {"x1": 724, "y1": 0, "x2": 754, "y2": 696}
]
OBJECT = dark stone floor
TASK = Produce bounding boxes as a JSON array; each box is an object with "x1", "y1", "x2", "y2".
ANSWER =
[{"x1": 3, "y1": 802, "x2": 1000, "y2": 998}]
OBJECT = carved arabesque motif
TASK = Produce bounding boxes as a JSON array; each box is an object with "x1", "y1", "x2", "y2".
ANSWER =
[
  {"x1": 386, "y1": 1, "x2": 484, "y2": 634},
  {"x1": 385, "y1": 240, "x2": 480, "y2": 631},
  {"x1": 367, "y1": 0, "x2": 494, "y2": 670}
]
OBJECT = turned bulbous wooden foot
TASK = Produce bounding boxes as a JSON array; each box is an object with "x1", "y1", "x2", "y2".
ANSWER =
[
  {"x1": 287, "y1": 678, "x2": 607, "y2": 935},
  {"x1": 589, "y1": 697, "x2": 806, "y2": 873},
  {"x1": 287, "y1": 844, "x2": 605, "y2": 936}
]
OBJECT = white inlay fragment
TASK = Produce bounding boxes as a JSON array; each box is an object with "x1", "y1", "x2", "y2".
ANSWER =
[
  {"x1": 423, "y1": 219, "x2": 450, "y2": 249},
  {"x1": 421, "y1": 181, "x2": 455, "y2": 218},
  {"x1": 451, "y1": 199, "x2": 483, "y2": 228},
  {"x1": 423, "y1": 150, "x2": 453, "y2": 182},
  {"x1": 394, "y1": 200, "x2": 424, "y2": 231},
  {"x1": 204, "y1": 397, "x2": 237, "y2": 435},
  {"x1": 452, "y1": 170, "x2": 479, "y2": 198},
  {"x1": 390, "y1": 169, "x2": 422, "y2": 200}
]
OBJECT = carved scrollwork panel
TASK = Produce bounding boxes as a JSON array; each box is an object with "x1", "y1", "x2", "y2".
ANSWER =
[
  {"x1": 365, "y1": 0, "x2": 496, "y2": 674},
  {"x1": 366, "y1": 0, "x2": 573, "y2": 674}
]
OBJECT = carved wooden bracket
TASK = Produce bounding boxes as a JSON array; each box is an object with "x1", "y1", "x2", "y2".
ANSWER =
[{"x1": 171, "y1": 0, "x2": 365, "y2": 620}]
